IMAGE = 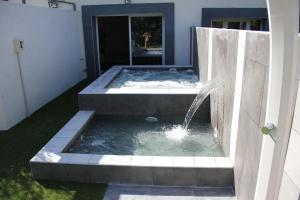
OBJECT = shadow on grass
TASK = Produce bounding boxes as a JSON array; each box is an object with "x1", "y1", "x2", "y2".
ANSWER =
[{"x1": 0, "y1": 79, "x2": 107, "y2": 200}]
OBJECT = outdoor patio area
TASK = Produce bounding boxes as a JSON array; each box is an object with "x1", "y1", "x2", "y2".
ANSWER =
[{"x1": 1, "y1": 0, "x2": 300, "y2": 200}]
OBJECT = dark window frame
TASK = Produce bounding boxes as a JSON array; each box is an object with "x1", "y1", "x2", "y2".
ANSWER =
[{"x1": 201, "y1": 8, "x2": 269, "y2": 31}]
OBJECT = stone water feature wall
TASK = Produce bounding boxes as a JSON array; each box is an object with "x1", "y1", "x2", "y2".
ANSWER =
[
  {"x1": 193, "y1": 27, "x2": 270, "y2": 200},
  {"x1": 210, "y1": 29, "x2": 239, "y2": 158},
  {"x1": 234, "y1": 31, "x2": 269, "y2": 200},
  {"x1": 194, "y1": 27, "x2": 240, "y2": 157}
]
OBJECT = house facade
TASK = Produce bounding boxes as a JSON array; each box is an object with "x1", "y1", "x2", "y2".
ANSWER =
[{"x1": 4, "y1": 0, "x2": 268, "y2": 79}]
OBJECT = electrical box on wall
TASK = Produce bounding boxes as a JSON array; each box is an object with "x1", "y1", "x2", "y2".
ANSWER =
[{"x1": 13, "y1": 39, "x2": 24, "y2": 54}]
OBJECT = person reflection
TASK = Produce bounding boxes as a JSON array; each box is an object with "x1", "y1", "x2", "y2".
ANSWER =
[{"x1": 143, "y1": 32, "x2": 151, "y2": 49}]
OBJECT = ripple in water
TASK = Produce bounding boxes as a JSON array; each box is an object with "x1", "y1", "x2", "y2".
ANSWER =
[
  {"x1": 91, "y1": 139, "x2": 105, "y2": 147},
  {"x1": 145, "y1": 116, "x2": 159, "y2": 123},
  {"x1": 67, "y1": 116, "x2": 224, "y2": 156},
  {"x1": 107, "y1": 69, "x2": 201, "y2": 89}
]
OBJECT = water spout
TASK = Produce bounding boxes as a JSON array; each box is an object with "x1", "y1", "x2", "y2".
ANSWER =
[{"x1": 182, "y1": 79, "x2": 222, "y2": 130}]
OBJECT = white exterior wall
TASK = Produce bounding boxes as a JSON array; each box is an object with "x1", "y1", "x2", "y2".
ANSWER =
[
  {"x1": 278, "y1": 80, "x2": 300, "y2": 199},
  {"x1": 0, "y1": 1, "x2": 85, "y2": 130}
]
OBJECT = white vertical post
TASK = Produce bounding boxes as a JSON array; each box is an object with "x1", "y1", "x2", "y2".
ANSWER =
[
  {"x1": 266, "y1": 0, "x2": 299, "y2": 198},
  {"x1": 254, "y1": 0, "x2": 299, "y2": 199}
]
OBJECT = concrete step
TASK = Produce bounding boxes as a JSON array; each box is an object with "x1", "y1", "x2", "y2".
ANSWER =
[{"x1": 103, "y1": 184, "x2": 237, "y2": 200}]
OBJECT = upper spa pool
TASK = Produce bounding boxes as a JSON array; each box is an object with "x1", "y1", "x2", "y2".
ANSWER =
[
  {"x1": 66, "y1": 116, "x2": 224, "y2": 157},
  {"x1": 106, "y1": 68, "x2": 202, "y2": 89}
]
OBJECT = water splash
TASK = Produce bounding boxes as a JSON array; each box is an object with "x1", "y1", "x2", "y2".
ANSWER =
[
  {"x1": 182, "y1": 79, "x2": 222, "y2": 130},
  {"x1": 164, "y1": 125, "x2": 187, "y2": 141}
]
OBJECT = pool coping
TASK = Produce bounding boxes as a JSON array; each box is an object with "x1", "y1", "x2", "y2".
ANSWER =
[
  {"x1": 30, "y1": 110, "x2": 233, "y2": 169},
  {"x1": 79, "y1": 65, "x2": 203, "y2": 95}
]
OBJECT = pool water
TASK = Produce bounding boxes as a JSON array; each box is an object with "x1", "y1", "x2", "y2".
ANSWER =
[
  {"x1": 67, "y1": 116, "x2": 224, "y2": 157},
  {"x1": 106, "y1": 68, "x2": 202, "y2": 89}
]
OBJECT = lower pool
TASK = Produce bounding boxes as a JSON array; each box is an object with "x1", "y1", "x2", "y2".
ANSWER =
[{"x1": 66, "y1": 116, "x2": 223, "y2": 157}]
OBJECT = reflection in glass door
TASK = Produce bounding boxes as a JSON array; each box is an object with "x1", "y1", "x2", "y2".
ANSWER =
[{"x1": 130, "y1": 17, "x2": 163, "y2": 65}]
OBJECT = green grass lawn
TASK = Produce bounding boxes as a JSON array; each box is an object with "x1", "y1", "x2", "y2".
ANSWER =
[{"x1": 0, "y1": 80, "x2": 107, "y2": 200}]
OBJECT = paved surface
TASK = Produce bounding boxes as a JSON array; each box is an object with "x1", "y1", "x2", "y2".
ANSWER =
[{"x1": 103, "y1": 184, "x2": 237, "y2": 200}]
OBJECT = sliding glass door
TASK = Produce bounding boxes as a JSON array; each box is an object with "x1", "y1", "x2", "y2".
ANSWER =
[{"x1": 97, "y1": 15, "x2": 164, "y2": 72}]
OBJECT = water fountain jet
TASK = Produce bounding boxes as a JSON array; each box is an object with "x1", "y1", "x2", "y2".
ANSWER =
[{"x1": 182, "y1": 79, "x2": 222, "y2": 130}]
